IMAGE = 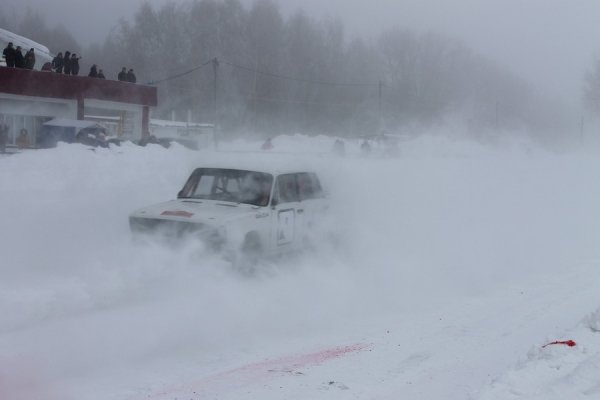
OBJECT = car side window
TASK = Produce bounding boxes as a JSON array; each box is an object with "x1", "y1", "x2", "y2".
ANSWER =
[
  {"x1": 297, "y1": 172, "x2": 324, "y2": 200},
  {"x1": 225, "y1": 177, "x2": 240, "y2": 193},
  {"x1": 275, "y1": 174, "x2": 299, "y2": 204}
]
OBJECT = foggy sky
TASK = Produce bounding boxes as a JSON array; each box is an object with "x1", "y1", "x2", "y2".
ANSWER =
[{"x1": 3, "y1": 0, "x2": 600, "y2": 106}]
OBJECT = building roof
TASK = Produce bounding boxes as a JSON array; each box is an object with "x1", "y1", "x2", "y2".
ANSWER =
[
  {"x1": 150, "y1": 118, "x2": 214, "y2": 128},
  {"x1": 43, "y1": 118, "x2": 103, "y2": 129},
  {"x1": 189, "y1": 154, "x2": 320, "y2": 177},
  {"x1": 0, "y1": 67, "x2": 157, "y2": 107}
]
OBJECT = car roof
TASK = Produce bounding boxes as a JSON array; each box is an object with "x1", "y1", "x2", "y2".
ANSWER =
[{"x1": 190, "y1": 152, "x2": 320, "y2": 177}]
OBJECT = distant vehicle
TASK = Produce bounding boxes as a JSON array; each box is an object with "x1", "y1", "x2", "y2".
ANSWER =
[
  {"x1": 129, "y1": 166, "x2": 328, "y2": 266},
  {"x1": 358, "y1": 133, "x2": 401, "y2": 157},
  {"x1": 38, "y1": 118, "x2": 108, "y2": 148},
  {"x1": 166, "y1": 137, "x2": 200, "y2": 150}
]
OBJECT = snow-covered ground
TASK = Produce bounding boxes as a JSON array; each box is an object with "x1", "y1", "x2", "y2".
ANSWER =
[{"x1": 1, "y1": 134, "x2": 600, "y2": 400}]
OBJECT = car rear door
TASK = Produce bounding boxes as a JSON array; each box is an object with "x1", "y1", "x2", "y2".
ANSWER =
[
  {"x1": 297, "y1": 172, "x2": 327, "y2": 239},
  {"x1": 270, "y1": 173, "x2": 303, "y2": 253}
]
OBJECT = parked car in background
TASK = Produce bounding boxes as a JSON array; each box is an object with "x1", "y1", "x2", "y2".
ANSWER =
[
  {"x1": 129, "y1": 165, "x2": 328, "y2": 266},
  {"x1": 37, "y1": 118, "x2": 108, "y2": 148}
]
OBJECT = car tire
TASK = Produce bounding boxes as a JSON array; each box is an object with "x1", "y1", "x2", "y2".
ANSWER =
[{"x1": 234, "y1": 232, "x2": 262, "y2": 273}]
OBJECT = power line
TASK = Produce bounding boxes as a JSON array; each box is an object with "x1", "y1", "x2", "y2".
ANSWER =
[
  {"x1": 221, "y1": 59, "x2": 379, "y2": 88},
  {"x1": 146, "y1": 57, "x2": 382, "y2": 118},
  {"x1": 223, "y1": 92, "x2": 363, "y2": 109},
  {"x1": 146, "y1": 59, "x2": 213, "y2": 85},
  {"x1": 146, "y1": 57, "x2": 382, "y2": 89}
]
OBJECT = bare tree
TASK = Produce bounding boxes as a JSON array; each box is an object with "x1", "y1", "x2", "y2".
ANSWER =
[{"x1": 72, "y1": 0, "x2": 566, "y2": 139}]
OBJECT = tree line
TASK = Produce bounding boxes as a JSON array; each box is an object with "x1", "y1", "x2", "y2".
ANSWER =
[{"x1": 1, "y1": 1, "x2": 572, "y2": 140}]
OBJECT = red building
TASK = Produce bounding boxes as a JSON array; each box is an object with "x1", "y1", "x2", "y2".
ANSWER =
[{"x1": 0, "y1": 67, "x2": 157, "y2": 146}]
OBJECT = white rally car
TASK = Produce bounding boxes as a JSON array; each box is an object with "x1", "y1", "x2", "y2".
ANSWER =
[{"x1": 129, "y1": 165, "x2": 328, "y2": 262}]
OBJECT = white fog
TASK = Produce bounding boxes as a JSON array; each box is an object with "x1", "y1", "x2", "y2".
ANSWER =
[{"x1": 4, "y1": 0, "x2": 600, "y2": 103}]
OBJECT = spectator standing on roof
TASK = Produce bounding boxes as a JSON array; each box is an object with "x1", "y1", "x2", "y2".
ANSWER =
[
  {"x1": 2, "y1": 42, "x2": 16, "y2": 67},
  {"x1": 88, "y1": 64, "x2": 98, "y2": 78},
  {"x1": 97, "y1": 69, "x2": 105, "y2": 79},
  {"x1": 70, "y1": 54, "x2": 81, "y2": 75},
  {"x1": 117, "y1": 67, "x2": 127, "y2": 81},
  {"x1": 63, "y1": 51, "x2": 71, "y2": 74},
  {"x1": 52, "y1": 52, "x2": 64, "y2": 73},
  {"x1": 14, "y1": 46, "x2": 25, "y2": 68},
  {"x1": 127, "y1": 68, "x2": 136, "y2": 83},
  {"x1": 24, "y1": 48, "x2": 35, "y2": 69}
]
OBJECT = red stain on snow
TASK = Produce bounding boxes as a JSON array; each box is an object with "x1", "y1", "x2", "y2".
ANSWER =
[
  {"x1": 542, "y1": 339, "x2": 576, "y2": 348},
  {"x1": 136, "y1": 343, "x2": 370, "y2": 400}
]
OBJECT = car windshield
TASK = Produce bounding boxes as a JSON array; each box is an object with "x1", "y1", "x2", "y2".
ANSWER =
[{"x1": 178, "y1": 168, "x2": 273, "y2": 206}]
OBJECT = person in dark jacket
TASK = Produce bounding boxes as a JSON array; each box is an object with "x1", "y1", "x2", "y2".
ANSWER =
[
  {"x1": 14, "y1": 46, "x2": 25, "y2": 68},
  {"x1": 52, "y1": 52, "x2": 64, "y2": 73},
  {"x1": 126, "y1": 68, "x2": 136, "y2": 83},
  {"x1": 70, "y1": 53, "x2": 81, "y2": 75},
  {"x1": 24, "y1": 48, "x2": 35, "y2": 69},
  {"x1": 97, "y1": 69, "x2": 105, "y2": 79},
  {"x1": 16, "y1": 128, "x2": 30, "y2": 148},
  {"x1": 88, "y1": 64, "x2": 98, "y2": 78},
  {"x1": 2, "y1": 42, "x2": 16, "y2": 67},
  {"x1": 117, "y1": 67, "x2": 127, "y2": 81},
  {"x1": 63, "y1": 51, "x2": 71, "y2": 74},
  {"x1": 360, "y1": 140, "x2": 372, "y2": 155},
  {"x1": 0, "y1": 123, "x2": 8, "y2": 153},
  {"x1": 261, "y1": 138, "x2": 273, "y2": 150}
]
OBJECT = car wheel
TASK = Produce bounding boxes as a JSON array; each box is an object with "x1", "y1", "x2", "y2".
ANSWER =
[{"x1": 234, "y1": 232, "x2": 262, "y2": 273}]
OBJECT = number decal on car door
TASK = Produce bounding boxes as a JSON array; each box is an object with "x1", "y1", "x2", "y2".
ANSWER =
[{"x1": 277, "y1": 209, "x2": 295, "y2": 245}]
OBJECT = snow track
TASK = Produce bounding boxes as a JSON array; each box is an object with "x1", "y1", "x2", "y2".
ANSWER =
[{"x1": 1, "y1": 136, "x2": 600, "y2": 399}]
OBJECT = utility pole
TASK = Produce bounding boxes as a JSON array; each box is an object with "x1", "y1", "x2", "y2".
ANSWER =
[
  {"x1": 378, "y1": 80, "x2": 383, "y2": 133},
  {"x1": 495, "y1": 101, "x2": 499, "y2": 130},
  {"x1": 253, "y1": 58, "x2": 259, "y2": 133},
  {"x1": 212, "y1": 57, "x2": 219, "y2": 150},
  {"x1": 580, "y1": 115, "x2": 585, "y2": 145}
]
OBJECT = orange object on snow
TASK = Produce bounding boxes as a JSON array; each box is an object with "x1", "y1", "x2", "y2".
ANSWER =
[{"x1": 542, "y1": 340, "x2": 576, "y2": 348}]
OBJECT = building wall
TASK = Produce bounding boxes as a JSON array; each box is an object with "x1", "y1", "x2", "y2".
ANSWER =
[
  {"x1": 0, "y1": 93, "x2": 77, "y2": 117},
  {"x1": 0, "y1": 68, "x2": 157, "y2": 144},
  {"x1": 0, "y1": 94, "x2": 148, "y2": 144},
  {"x1": 84, "y1": 99, "x2": 143, "y2": 139},
  {"x1": 0, "y1": 93, "x2": 77, "y2": 146}
]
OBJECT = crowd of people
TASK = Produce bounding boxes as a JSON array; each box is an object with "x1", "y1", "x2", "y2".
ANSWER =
[
  {"x1": 2, "y1": 42, "x2": 37, "y2": 69},
  {"x1": 2, "y1": 42, "x2": 137, "y2": 84},
  {"x1": 49, "y1": 51, "x2": 82, "y2": 75},
  {"x1": 86, "y1": 64, "x2": 105, "y2": 79},
  {"x1": 117, "y1": 67, "x2": 136, "y2": 83}
]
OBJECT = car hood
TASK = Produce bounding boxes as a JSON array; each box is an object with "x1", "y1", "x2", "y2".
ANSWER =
[{"x1": 130, "y1": 199, "x2": 261, "y2": 225}]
